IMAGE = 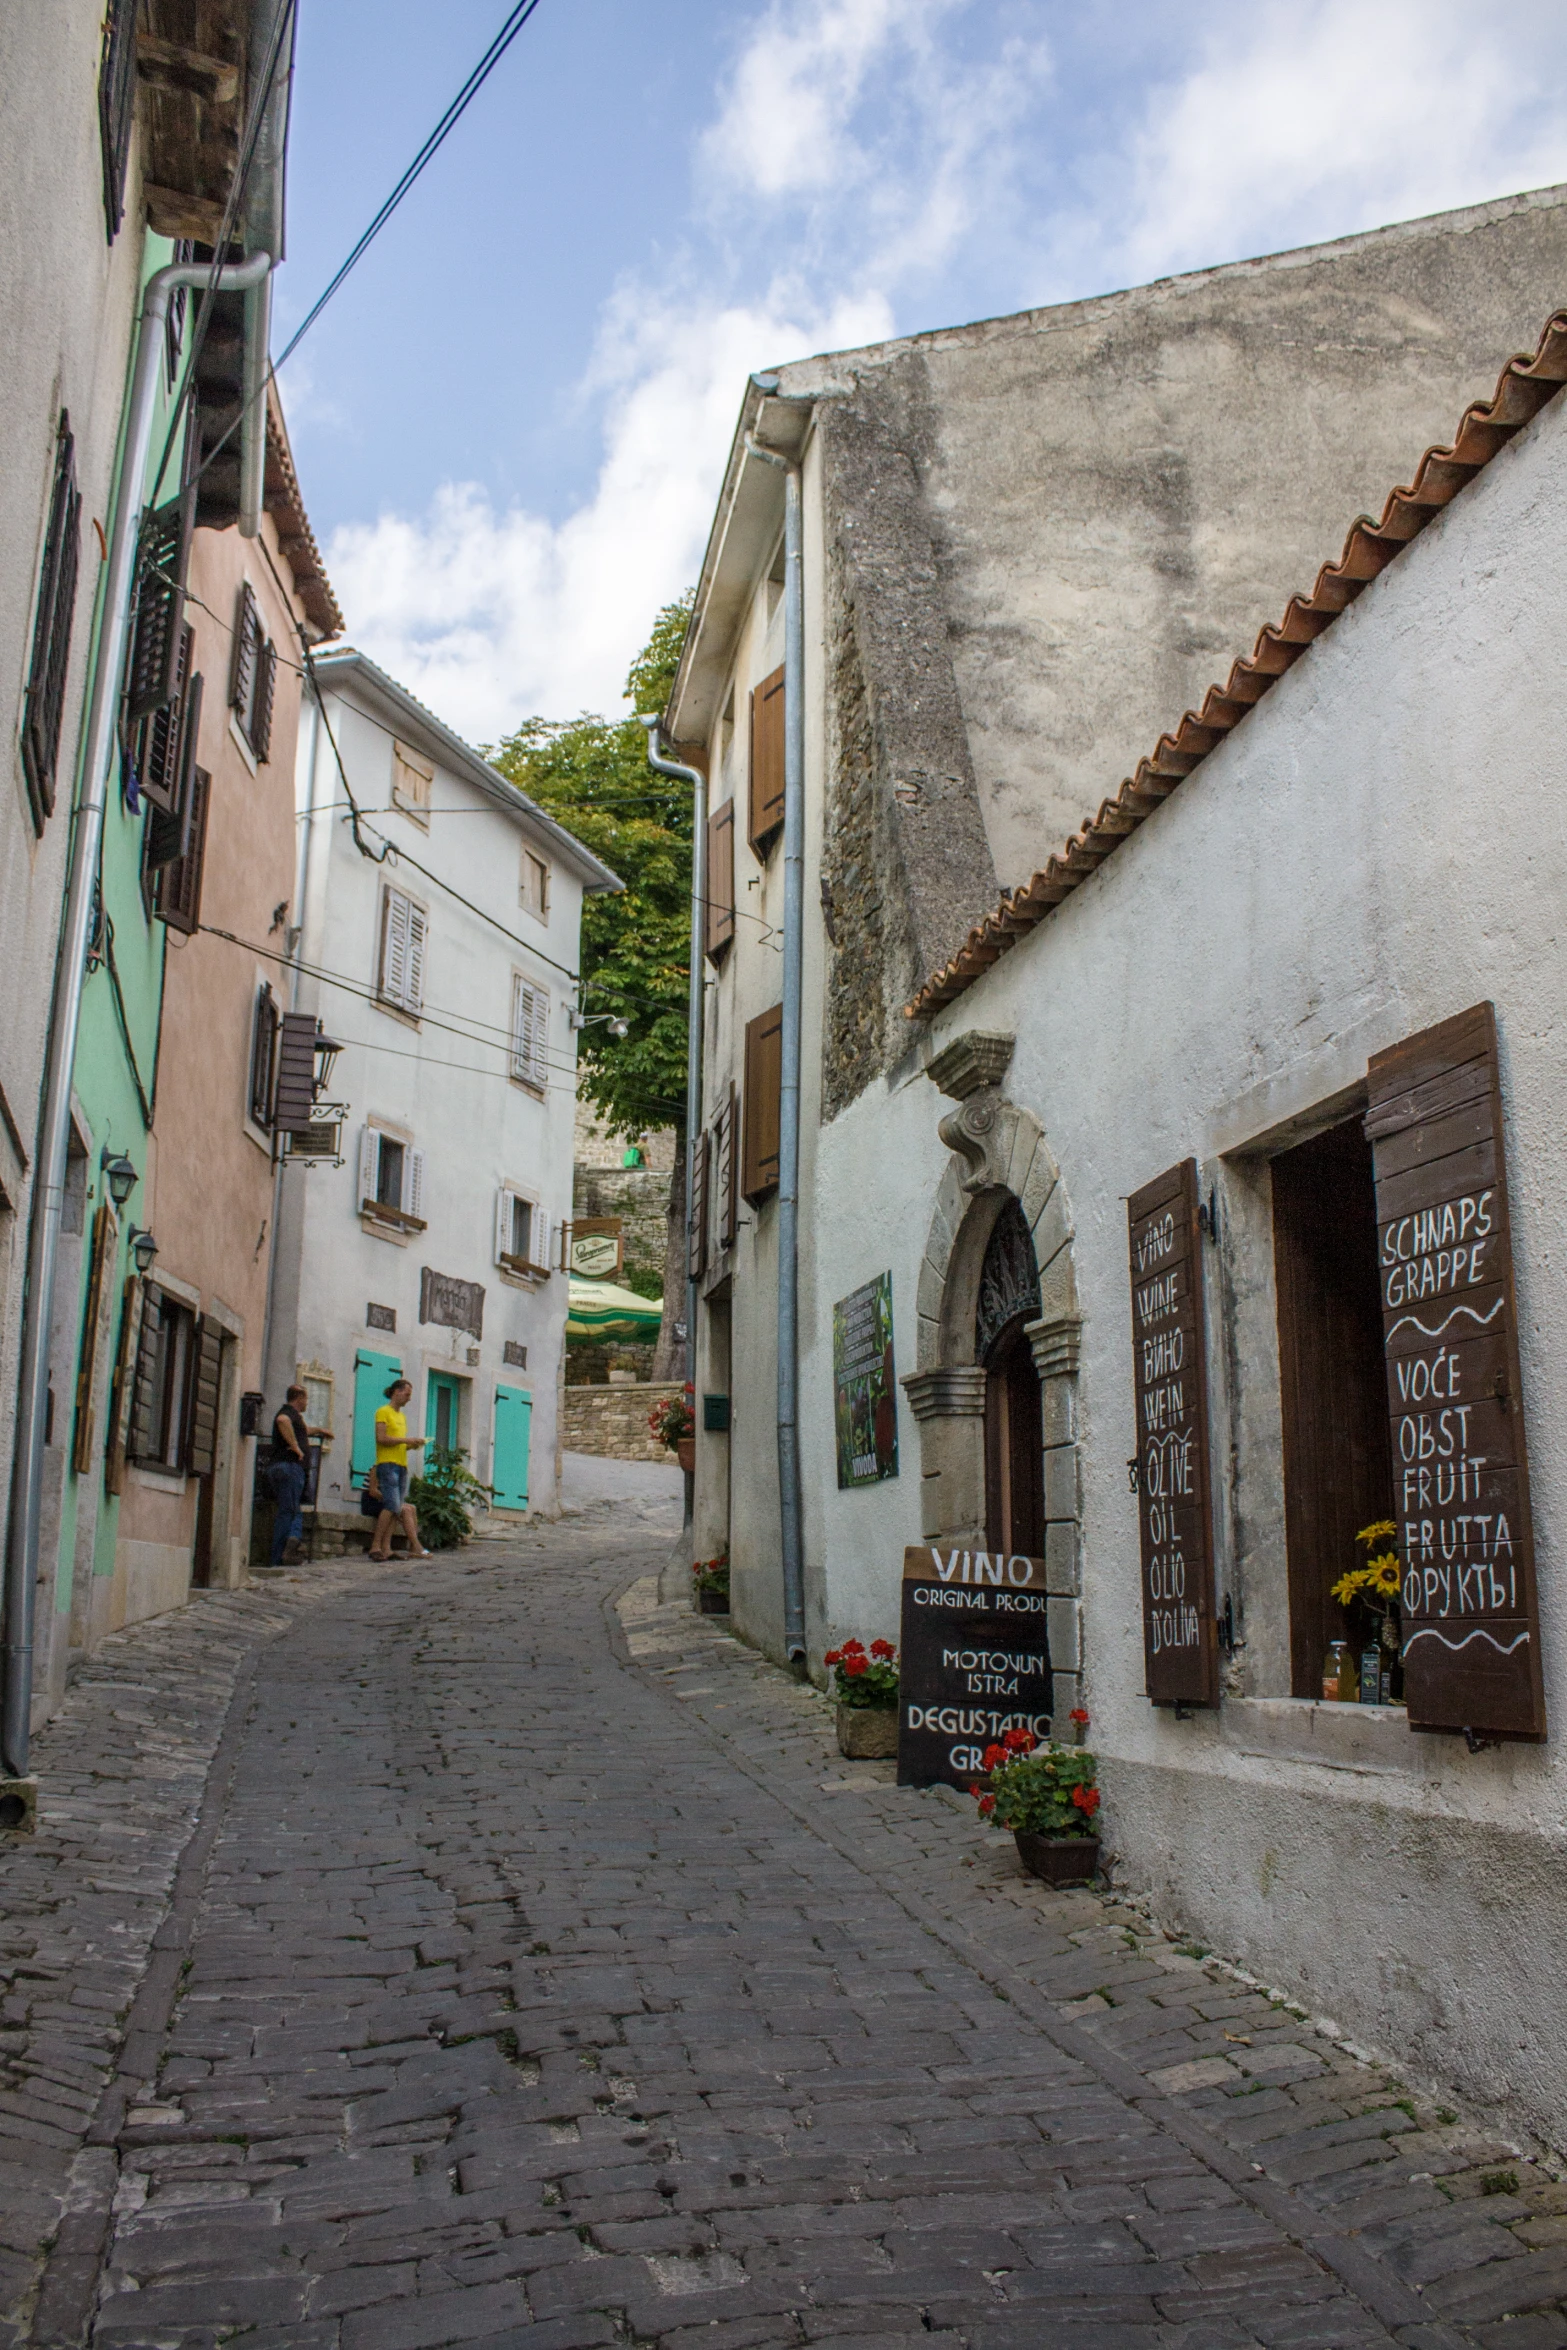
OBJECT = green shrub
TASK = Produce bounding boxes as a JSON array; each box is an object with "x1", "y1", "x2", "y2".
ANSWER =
[{"x1": 410, "y1": 1445, "x2": 493, "y2": 1550}]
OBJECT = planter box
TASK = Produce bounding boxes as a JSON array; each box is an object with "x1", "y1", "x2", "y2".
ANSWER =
[
  {"x1": 836, "y1": 1703, "x2": 899, "y2": 1759},
  {"x1": 675, "y1": 1436, "x2": 696, "y2": 1475},
  {"x1": 697, "y1": 1586, "x2": 729, "y2": 1614},
  {"x1": 1014, "y1": 1829, "x2": 1100, "y2": 1886}
]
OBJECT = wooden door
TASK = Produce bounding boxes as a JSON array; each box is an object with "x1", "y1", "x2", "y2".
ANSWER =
[{"x1": 983, "y1": 1318, "x2": 1045, "y2": 1558}]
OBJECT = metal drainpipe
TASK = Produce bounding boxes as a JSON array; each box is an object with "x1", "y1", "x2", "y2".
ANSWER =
[
  {"x1": 1, "y1": 248, "x2": 272, "y2": 1783},
  {"x1": 640, "y1": 719, "x2": 706, "y2": 1530},
  {"x1": 745, "y1": 430, "x2": 807, "y2": 1661}
]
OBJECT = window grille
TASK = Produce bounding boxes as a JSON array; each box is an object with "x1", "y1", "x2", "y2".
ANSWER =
[{"x1": 21, "y1": 414, "x2": 82, "y2": 833}]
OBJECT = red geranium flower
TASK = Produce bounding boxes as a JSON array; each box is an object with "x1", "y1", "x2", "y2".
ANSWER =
[
  {"x1": 977, "y1": 1793, "x2": 996, "y2": 1816},
  {"x1": 981, "y1": 1743, "x2": 1006, "y2": 1771},
  {"x1": 869, "y1": 1639, "x2": 895, "y2": 1661},
  {"x1": 1071, "y1": 1784, "x2": 1101, "y2": 1816},
  {"x1": 1002, "y1": 1727, "x2": 1035, "y2": 1753},
  {"x1": 841, "y1": 1638, "x2": 865, "y2": 1655},
  {"x1": 842, "y1": 1653, "x2": 868, "y2": 1677},
  {"x1": 823, "y1": 1648, "x2": 842, "y2": 1666},
  {"x1": 1070, "y1": 1708, "x2": 1090, "y2": 1728}
]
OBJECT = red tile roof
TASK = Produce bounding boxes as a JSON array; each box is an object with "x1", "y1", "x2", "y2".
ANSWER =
[
  {"x1": 906, "y1": 311, "x2": 1567, "y2": 1021},
  {"x1": 264, "y1": 391, "x2": 343, "y2": 642}
]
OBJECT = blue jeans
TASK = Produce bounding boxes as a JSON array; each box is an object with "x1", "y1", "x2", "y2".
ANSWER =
[
  {"x1": 376, "y1": 1462, "x2": 408, "y2": 1513},
  {"x1": 268, "y1": 1459, "x2": 305, "y2": 1563}
]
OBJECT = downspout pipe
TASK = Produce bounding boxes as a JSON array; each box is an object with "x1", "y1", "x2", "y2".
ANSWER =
[
  {"x1": 640, "y1": 720, "x2": 706, "y2": 1490},
  {"x1": 745, "y1": 427, "x2": 807, "y2": 1662},
  {"x1": 2, "y1": 248, "x2": 271, "y2": 1783}
]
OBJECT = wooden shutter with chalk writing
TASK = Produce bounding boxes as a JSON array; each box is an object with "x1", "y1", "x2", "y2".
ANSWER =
[
  {"x1": 1365, "y1": 1001, "x2": 1544, "y2": 1740},
  {"x1": 1127, "y1": 1158, "x2": 1219, "y2": 1706}
]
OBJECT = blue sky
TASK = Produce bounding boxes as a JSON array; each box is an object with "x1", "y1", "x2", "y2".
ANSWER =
[{"x1": 275, "y1": 0, "x2": 1567, "y2": 740}]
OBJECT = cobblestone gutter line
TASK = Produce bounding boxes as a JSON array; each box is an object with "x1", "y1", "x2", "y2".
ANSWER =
[
  {"x1": 0, "y1": 1565, "x2": 374, "y2": 2347},
  {"x1": 617, "y1": 1576, "x2": 1567, "y2": 2350}
]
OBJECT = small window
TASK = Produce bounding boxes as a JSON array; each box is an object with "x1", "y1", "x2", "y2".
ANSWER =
[
  {"x1": 128, "y1": 1290, "x2": 198, "y2": 1473},
  {"x1": 378, "y1": 886, "x2": 427, "y2": 1015},
  {"x1": 229, "y1": 582, "x2": 277, "y2": 762},
  {"x1": 249, "y1": 987, "x2": 279, "y2": 1129},
  {"x1": 511, "y1": 1194, "x2": 533, "y2": 1261},
  {"x1": 153, "y1": 767, "x2": 211, "y2": 936},
  {"x1": 358, "y1": 1127, "x2": 426, "y2": 1230},
  {"x1": 521, "y1": 850, "x2": 551, "y2": 920},
  {"x1": 510, "y1": 975, "x2": 549, "y2": 1091},
  {"x1": 376, "y1": 1137, "x2": 405, "y2": 1212},
  {"x1": 21, "y1": 413, "x2": 83, "y2": 833},
  {"x1": 392, "y1": 739, "x2": 433, "y2": 828}
]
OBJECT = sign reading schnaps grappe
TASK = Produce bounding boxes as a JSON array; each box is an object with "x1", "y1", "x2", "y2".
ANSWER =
[{"x1": 897, "y1": 1544, "x2": 1054, "y2": 1790}]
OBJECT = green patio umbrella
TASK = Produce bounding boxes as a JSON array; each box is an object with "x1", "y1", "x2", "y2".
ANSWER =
[{"x1": 566, "y1": 1277, "x2": 663, "y2": 1342}]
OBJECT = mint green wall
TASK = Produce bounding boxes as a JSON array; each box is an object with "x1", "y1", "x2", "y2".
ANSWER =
[{"x1": 52, "y1": 231, "x2": 186, "y2": 1619}]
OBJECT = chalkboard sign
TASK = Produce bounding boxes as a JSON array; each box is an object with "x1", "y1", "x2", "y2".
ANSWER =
[
  {"x1": 833, "y1": 1272, "x2": 898, "y2": 1488},
  {"x1": 1366, "y1": 1002, "x2": 1545, "y2": 1740},
  {"x1": 897, "y1": 1544, "x2": 1054, "y2": 1789},
  {"x1": 1127, "y1": 1159, "x2": 1220, "y2": 1707}
]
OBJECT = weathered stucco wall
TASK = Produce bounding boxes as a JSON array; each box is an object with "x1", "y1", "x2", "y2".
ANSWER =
[{"x1": 802, "y1": 376, "x2": 1567, "y2": 2142}]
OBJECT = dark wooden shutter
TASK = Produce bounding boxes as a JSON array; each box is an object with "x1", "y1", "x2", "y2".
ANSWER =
[
  {"x1": 1365, "y1": 1002, "x2": 1544, "y2": 1740},
  {"x1": 145, "y1": 671, "x2": 204, "y2": 868},
  {"x1": 156, "y1": 767, "x2": 210, "y2": 934},
  {"x1": 716, "y1": 1085, "x2": 738, "y2": 1250},
  {"x1": 97, "y1": 0, "x2": 137, "y2": 241},
  {"x1": 252, "y1": 638, "x2": 277, "y2": 762},
  {"x1": 748, "y1": 665, "x2": 786, "y2": 855},
  {"x1": 741, "y1": 1005, "x2": 783, "y2": 1203},
  {"x1": 230, "y1": 582, "x2": 259, "y2": 714},
  {"x1": 126, "y1": 496, "x2": 194, "y2": 721},
  {"x1": 1127, "y1": 1158, "x2": 1219, "y2": 1707},
  {"x1": 140, "y1": 625, "x2": 192, "y2": 813},
  {"x1": 185, "y1": 1319, "x2": 224, "y2": 1476},
  {"x1": 73, "y1": 1205, "x2": 115, "y2": 1475},
  {"x1": 126, "y1": 1285, "x2": 164, "y2": 1464},
  {"x1": 273, "y1": 1012, "x2": 319, "y2": 1136},
  {"x1": 689, "y1": 1131, "x2": 710, "y2": 1281},
  {"x1": 706, "y1": 801, "x2": 735, "y2": 961},
  {"x1": 21, "y1": 414, "x2": 82, "y2": 832}
]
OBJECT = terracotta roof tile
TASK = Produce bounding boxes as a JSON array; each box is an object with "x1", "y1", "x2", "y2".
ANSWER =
[
  {"x1": 263, "y1": 389, "x2": 343, "y2": 642},
  {"x1": 906, "y1": 310, "x2": 1567, "y2": 1021}
]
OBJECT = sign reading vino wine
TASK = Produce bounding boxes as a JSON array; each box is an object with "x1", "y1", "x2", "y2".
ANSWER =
[
  {"x1": 897, "y1": 1544, "x2": 1055, "y2": 1790},
  {"x1": 1127, "y1": 1158, "x2": 1219, "y2": 1707},
  {"x1": 1365, "y1": 1002, "x2": 1545, "y2": 1740}
]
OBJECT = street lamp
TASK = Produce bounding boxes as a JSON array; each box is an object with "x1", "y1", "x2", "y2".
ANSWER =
[
  {"x1": 129, "y1": 1228, "x2": 158, "y2": 1273},
  {"x1": 312, "y1": 1030, "x2": 345, "y2": 1098},
  {"x1": 102, "y1": 1152, "x2": 137, "y2": 1208}
]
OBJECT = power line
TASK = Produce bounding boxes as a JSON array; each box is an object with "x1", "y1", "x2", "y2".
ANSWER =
[{"x1": 273, "y1": 0, "x2": 545, "y2": 374}]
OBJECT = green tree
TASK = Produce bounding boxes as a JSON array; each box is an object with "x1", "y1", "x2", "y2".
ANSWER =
[{"x1": 490, "y1": 594, "x2": 695, "y2": 1372}]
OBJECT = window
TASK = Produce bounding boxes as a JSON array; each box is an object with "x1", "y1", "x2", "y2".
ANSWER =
[
  {"x1": 741, "y1": 1005, "x2": 783, "y2": 1202},
  {"x1": 1271, "y1": 1117, "x2": 1394, "y2": 1703},
  {"x1": 229, "y1": 582, "x2": 277, "y2": 762},
  {"x1": 521, "y1": 850, "x2": 551, "y2": 920},
  {"x1": 705, "y1": 802, "x2": 735, "y2": 962},
  {"x1": 21, "y1": 413, "x2": 82, "y2": 834},
  {"x1": 378, "y1": 886, "x2": 427, "y2": 1016},
  {"x1": 392, "y1": 738, "x2": 433, "y2": 827},
  {"x1": 714, "y1": 1084, "x2": 739, "y2": 1251},
  {"x1": 358, "y1": 1127, "x2": 426, "y2": 1230},
  {"x1": 495, "y1": 1187, "x2": 549, "y2": 1276},
  {"x1": 249, "y1": 987, "x2": 279, "y2": 1129},
  {"x1": 510, "y1": 975, "x2": 549, "y2": 1092},
  {"x1": 126, "y1": 1287, "x2": 198, "y2": 1474},
  {"x1": 142, "y1": 627, "x2": 207, "y2": 921},
  {"x1": 153, "y1": 767, "x2": 210, "y2": 935},
  {"x1": 299, "y1": 1369, "x2": 333, "y2": 1434},
  {"x1": 97, "y1": 0, "x2": 137, "y2": 242},
  {"x1": 748, "y1": 664, "x2": 786, "y2": 856},
  {"x1": 126, "y1": 496, "x2": 195, "y2": 722}
]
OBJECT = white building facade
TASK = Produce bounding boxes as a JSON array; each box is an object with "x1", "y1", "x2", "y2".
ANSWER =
[{"x1": 264, "y1": 651, "x2": 617, "y2": 1524}]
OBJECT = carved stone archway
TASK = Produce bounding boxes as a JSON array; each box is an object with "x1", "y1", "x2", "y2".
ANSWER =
[{"x1": 899, "y1": 1031, "x2": 1084, "y2": 1724}]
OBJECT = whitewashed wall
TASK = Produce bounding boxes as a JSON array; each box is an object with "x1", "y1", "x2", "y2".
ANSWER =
[{"x1": 804, "y1": 385, "x2": 1567, "y2": 2140}]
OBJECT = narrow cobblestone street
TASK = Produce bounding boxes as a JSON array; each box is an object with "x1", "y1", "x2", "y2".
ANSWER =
[{"x1": 3, "y1": 1494, "x2": 1566, "y2": 2350}]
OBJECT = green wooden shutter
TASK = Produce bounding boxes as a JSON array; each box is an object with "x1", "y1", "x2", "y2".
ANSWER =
[
  {"x1": 491, "y1": 1384, "x2": 531, "y2": 1511},
  {"x1": 351, "y1": 1348, "x2": 402, "y2": 1488}
]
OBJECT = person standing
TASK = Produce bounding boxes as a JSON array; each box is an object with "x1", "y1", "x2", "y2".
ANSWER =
[
  {"x1": 268, "y1": 1385, "x2": 313, "y2": 1567},
  {"x1": 369, "y1": 1379, "x2": 432, "y2": 1562}
]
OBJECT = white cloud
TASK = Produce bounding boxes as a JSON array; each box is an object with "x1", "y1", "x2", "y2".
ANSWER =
[
  {"x1": 1089, "y1": 0, "x2": 1567, "y2": 292},
  {"x1": 324, "y1": 284, "x2": 893, "y2": 745}
]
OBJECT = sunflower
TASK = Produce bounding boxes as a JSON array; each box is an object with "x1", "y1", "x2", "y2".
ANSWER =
[{"x1": 1356, "y1": 1519, "x2": 1397, "y2": 1549}]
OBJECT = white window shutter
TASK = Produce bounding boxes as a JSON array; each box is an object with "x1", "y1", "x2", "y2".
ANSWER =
[
  {"x1": 381, "y1": 888, "x2": 408, "y2": 1002},
  {"x1": 510, "y1": 974, "x2": 528, "y2": 1081},
  {"x1": 358, "y1": 1125, "x2": 380, "y2": 1209},
  {"x1": 405, "y1": 1147, "x2": 426, "y2": 1223},
  {"x1": 534, "y1": 1212, "x2": 550, "y2": 1274},
  {"x1": 495, "y1": 1186, "x2": 512, "y2": 1266},
  {"x1": 405, "y1": 904, "x2": 426, "y2": 1011},
  {"x1": 531, "y1": 985, "x2": 550, "y2": 1085}
]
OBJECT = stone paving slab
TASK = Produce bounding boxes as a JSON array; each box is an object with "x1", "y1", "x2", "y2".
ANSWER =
[{"x1": 2, "y1": 1502, "x2": 1563, "y2": 2348}]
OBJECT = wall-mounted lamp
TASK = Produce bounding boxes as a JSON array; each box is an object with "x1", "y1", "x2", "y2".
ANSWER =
[
  {"x1": 102, "y1": 1151, "x2": 137, "y2": 1209},
  {"x1": 312, "y1": 1030, "x2": 345, "y2": 1098},
  {"x1": 129, "y1": 1228, "x2": 159, "y2": 1274},
  {"x1": 569, "y1": 1010, "x2": 629, "y2": 1037}
]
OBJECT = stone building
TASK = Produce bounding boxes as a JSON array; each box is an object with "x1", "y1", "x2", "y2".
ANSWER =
[
  {"x1": 568, "y1": 1103, "x2": 676, "y2": 1385},
  {"x1": 668, "y1": 187, "x2": 1567, "y2": 2134}
]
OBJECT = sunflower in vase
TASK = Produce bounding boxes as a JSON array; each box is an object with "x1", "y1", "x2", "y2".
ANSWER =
[{"x1": 1328, "y1": 1520, "x2": 1404, "y2": 1704}]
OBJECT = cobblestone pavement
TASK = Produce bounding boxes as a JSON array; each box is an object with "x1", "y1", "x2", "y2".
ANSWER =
[{"x1": 6, "y1": 1503, "x2": 1566, "y2": 2349}]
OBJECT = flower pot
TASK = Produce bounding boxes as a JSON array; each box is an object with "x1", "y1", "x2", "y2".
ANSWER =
[
  {"x1": 836, "y1": 1703, "x2": 899, "y2": 1759},
  {"x1": 697, "y1": 1586, "x2": 729, "y2": 1614},
  {"x1": 675, "y1": 1436, "x2": 696, "y2": 1474},
  {"x1": 1013, "y1": 1830, "x2": 1100, "y2": 1886}
]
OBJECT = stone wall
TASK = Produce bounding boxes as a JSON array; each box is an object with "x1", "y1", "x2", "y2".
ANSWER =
[
  {"x1": 572, "y1": 1163, "x2": 673, "y2": 1293},
  {"x1": 561, "y1": 1381, "x2": 681, "y2": 1464}
]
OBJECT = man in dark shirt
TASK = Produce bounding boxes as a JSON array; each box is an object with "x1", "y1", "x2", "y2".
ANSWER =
[{"x1": 268, "y1": 1385, "x2": 313, "y2": 1566}]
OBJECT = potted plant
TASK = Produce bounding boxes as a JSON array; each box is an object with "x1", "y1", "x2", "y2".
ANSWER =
[
  {"x1": 1328, "y1": 1520, "x2": 1404, "y2": 1703},
  {"x1": 650, "y1": 1391, "x2": 696, "y2": 1475},
  {"x1": 823, "y1": 1637, "x2": 900, "y2": 1759},
  {"x1": 971, "y1": 1721, "x2": 1101, "y2": 1885},
  {"x1": 693, "y1": 1548, "x2": 729, "y2": 1614},
  {"x1": 408, "y1": 1445, "x2": 493, "y2": 1551}
]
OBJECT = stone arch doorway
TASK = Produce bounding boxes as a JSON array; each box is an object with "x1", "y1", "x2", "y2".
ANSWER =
[{"x1": 900, "y1": 1032, "x2": 1084, "y2": 1724}]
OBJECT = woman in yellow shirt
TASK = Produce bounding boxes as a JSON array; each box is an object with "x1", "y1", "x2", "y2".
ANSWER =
[{"x1": 368, "y1": 1379, "x2": 432, "y2": 1561}]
